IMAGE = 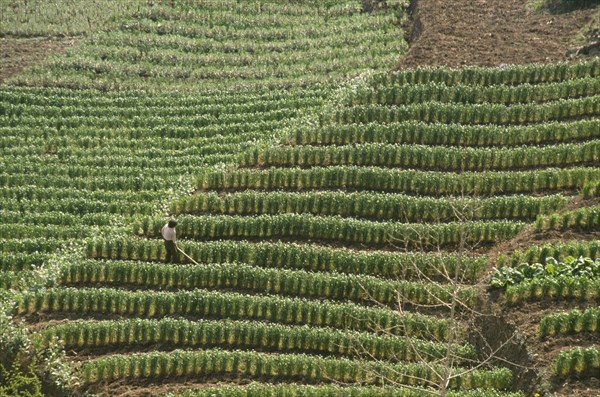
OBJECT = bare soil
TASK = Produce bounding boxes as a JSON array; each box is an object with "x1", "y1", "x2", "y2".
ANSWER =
[
  {"x1": 494, "y1": 298, "x2": 600, "y2": 396},
  {"x1": 0, "y1": 37, "x2": 75, "y2": 83},
  {"x1": 397, "y1": 0, "x2": 599, "y2": 69}
]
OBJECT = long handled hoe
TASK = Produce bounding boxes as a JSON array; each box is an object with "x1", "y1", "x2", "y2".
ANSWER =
[{"x1": 177, "y1": 247, "x2": 200, "y2": 265}]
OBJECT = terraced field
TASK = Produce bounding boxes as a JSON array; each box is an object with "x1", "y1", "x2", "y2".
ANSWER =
[
  {"x1": 0, "y1": 1, "x2": 599, "y2": 397},
  {"x1": 9, "y1": 0, "x2": 406, "y2": 91}
]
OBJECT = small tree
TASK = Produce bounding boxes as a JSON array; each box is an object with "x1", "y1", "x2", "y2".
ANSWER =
[{"x1": 350, "y1": 197, "x2": 534, "y2": 395}]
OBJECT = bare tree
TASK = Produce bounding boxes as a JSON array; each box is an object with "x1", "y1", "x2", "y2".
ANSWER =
[{"x1": 349, "y1": 196, "x2": 534, "y2": 396}]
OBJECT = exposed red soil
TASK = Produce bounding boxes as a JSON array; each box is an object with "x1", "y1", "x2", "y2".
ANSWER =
[
  {"x1": 0, "y1": 37, "x2": 76, "y2": 83},
  {"x1": 397, "y1": 0, "x2": 598, "y2": 68},
  {"x1": 553, "y1": 378, "x2": 600, "y2": 397},
  {"x1": 495, "y1": 298, "x2": 600, "y2": 396}
]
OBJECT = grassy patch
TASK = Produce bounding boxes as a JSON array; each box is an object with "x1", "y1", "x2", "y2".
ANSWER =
[{"x1": 572, "y1": 9, "x2": 599, "y2": 45}]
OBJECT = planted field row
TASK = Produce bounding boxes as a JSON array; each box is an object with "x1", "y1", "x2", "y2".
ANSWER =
[
  {"x1": 0, "y1": 133, "x2": 265, "y2": 158},
  {"x1": 12, "y1": 69, "x2": 356, "y2": 92},
  {"x1": 0, "y1": 120, "x2": 284, "y2": 141},
  {"x1": 45, "y1": 130, "x2": 259, "y2": 154},
  {"x1": 349, "y1": 77, "x2": 600, "y2": 106},
  {"x1": 17, "y1": 287, "x2": 447, "y2": 340},
  {"x1": 0, "y1": 238, "x2": 65, "y2": 254},
  {"x1": 0, "y1": 151, "x2": 224, "y2": 171},
  {"x1": 0, "y1": 224, "x2": 91, "y2": 240},
  {"x1": 554, "y1": 346, "x2": 599, "y2": 378},
  {"x1": 196, "y1": 166, "x2": 600, "y2": 196},
  {"x1": 89, "y1": 35, "x2": 399, "y2": 72},
  {"x1": 4, "y1": 160, "x2": 234, "y2": 177},
  {"x1": 92, "y1": 10, "x2": 400, "y2": 34},
  {"x1": 139, "y1": 214, "x2": 524, "y2": 247},
  {"x1": 1, "y1": 131, "x2": 268, "y2": 153},
  {"x1": 2, "y1": 90, "x2": 322, "y2": 113},
  {"x1": 499, "y1": 240, "x2": 600, "y2": 268},
  {"x1": 61, "y1": 260, "x2": 478, "y2": 307},
  {"x1": 116, "y1": 10, "x2": 398, "y2": 42},
  {"x1": 14, "y1": 65, "x2": 389, "y2": 95},
  {"x1": 0, "y1": 108, "x2": 290, "y2": 129},
  {"x1": 130, "y1": 1, "x2": 381, "y2": 21},
  {"x1": 241, "y1": 140, "x2": 600, "y2": 171},
  {"x1": 128, "y1": 2, "x2": 395, "y2": 27},
  {"x1": 1, "y1": 138, "x2": 254, "y2": 159},
  {"x1": 77, "y1": 39, "x2": 399, "y2": 71},
  {"x1": 371, "y1": 59, "x2": 599, "y2": 87},
  {"x1": 7, "y1": 149, "x2": 241, "y2": 169},
  {"x1": 1, "y1": 97, "x2": 321, "y2": 119},
  {"x1": 2, "y1": 199, "x2": 154, "y2": 217},
  {"x1": 0, "y1": 186, "x2": 159, "y2": 203},
  {"x1": 0, "y1": 252, "x2": 51, "y2": 272},
  {"x1": 291, "y1": 119, "x2": 600, "y2": 147},
  {"x1": 0, "y1": 195, "x2": 156, "y2": 217},
  {"x1": 149, "y1": 0, "x2": 379, "y2": 15},
  {"x1": 0, "y1": 85, "x2": 327, "y2": 107},
  {"x1": 0, "y1": 210, "x2": 114, "y2": 227},
  {"x1": 2, "y1": 131, "x2": 281, "y2": 159},
  {"x1": 504, "y1": 276, "x2": 600, "y2": 304},
  {"x1": 331, "y1": 96, "x2": 599, "y2": 126},
  {"x1": 4, "y1": 157, "x2": 237, "y2": 176},
  {"x1": 86, "y1": 29, "x2": 397, "y2": 60},
  {"x1": 582, "y1": 181, "x2": 600, "y2": 199},
  {"x1": 155, "y1": 1, "x2": 382, "y2": 14},
  {"x1": 171, "y1": 383, "x2": 525, "y2": 397},
  {"x1": 42, "y1": 318, "x2": 474, "y2": 363},
  {"x1": 0, "y1": 270, "x2": 30, "y2": 290},
  {"x1": 78, "y1": 349, "x2": 512, "y2": 390},
  {"x1": 535, "y1": 205, "x2": 600, "y2": 232},
  {"x1": 1, "y1": 109, "x2": 292, "y2": 131},
  {"x1": 112, "y1": 23, "x2": 382, "y2": 46},
  {"x1": 539, "y1": 307, "x2": 599, "y2": 337},
  {"x1": 88, "y1": 239, "x2": 488, "y2": 281},
  {"x1": 87, "y1": 30, "x2": 398, "y2": 61},
  {"x1": 43, "y1": 57, "x2": 379, "y2": 87},
  {"x1": 0, "y1": 174, "x2": 179, "y2": 191},
  {"x1": 174, "y1": 191, "x2": 567, "y2": 222}
]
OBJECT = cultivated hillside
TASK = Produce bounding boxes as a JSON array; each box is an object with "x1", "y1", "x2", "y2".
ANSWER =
[{"x1": 0, "y1": 1, "x2": 598, "y2": 397}]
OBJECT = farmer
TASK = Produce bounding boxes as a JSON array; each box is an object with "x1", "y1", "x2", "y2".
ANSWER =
[{"x1": 161, "y1": 220, "x2": 179, "y2": 263}]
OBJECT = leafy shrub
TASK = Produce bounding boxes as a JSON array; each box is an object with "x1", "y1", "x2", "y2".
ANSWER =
[
  {"x1": 0, "y1": 359, "x2": 43, "y2": 397},
  {"x1": 489, "y1": 256, "x2": 600, "y2": 289}
]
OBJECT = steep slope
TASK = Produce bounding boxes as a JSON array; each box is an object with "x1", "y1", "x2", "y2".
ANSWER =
[{"x1": 1, "y1": 1, "x2": 599, "y2": 396}]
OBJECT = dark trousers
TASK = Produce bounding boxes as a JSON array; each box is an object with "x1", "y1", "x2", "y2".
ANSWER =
[{"x1": 164, "y1": 240, "x2": 178, "y2": 263}]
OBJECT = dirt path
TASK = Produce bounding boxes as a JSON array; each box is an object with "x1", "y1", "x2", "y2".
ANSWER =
[{"x1": 397, "y1": 0, "x2": 598, "y2": 68}]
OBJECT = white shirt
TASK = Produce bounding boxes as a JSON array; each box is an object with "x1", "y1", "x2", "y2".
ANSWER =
[{"x1": 161, "y1": 224, "x2": 176, "y2": 241}]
